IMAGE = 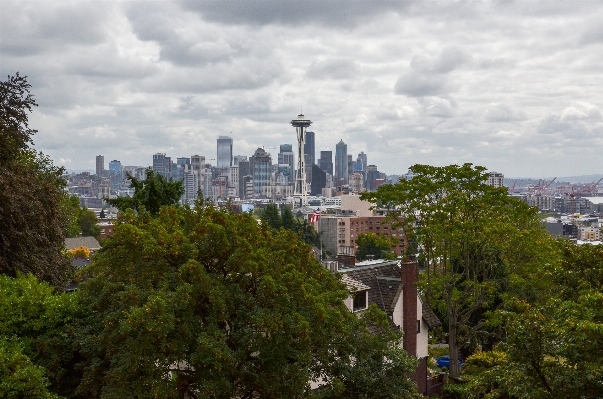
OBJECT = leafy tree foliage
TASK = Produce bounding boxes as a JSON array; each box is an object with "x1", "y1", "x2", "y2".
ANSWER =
[
  {"x1": 471, "y1": 242, "x2": 603, "y2": 399},
  {"x1": 281, "y1": 206, "x2": 297, "y2": 231},
  {"x1": 106, "y1": 168, "x2": 184, "y2": 215},
  {"x1": 76, "y1": 204, "x2": 419, "y2": 399},
  {"x1": 0, "y1": 274, "x2": 84, "y2": 398},
  {"x1": 0, "y1": 73, "x2": 37, "y2": 164},
  {"x1": 260, "y1": 204, "x2": 321, "y2": 248},
  {"x1": 362, "y1": 163, "x2": 545, "y2": 379},
  {"x1": 260, "y1": 203, "x2": 281, "y2": 229},
  {"x1": 77, "y1": 207, "x2": 100, "y2": 239},
  {"x1": 355, "y1": 233, "x2": 395, "y2": 261},
  {"x1": 0, "y1": 74, "x2": 73, "y2": 287},
  {"x1": 0, "y1": 337, "x2": 60, "y2": 399},
  {"x1": 63, "y1": 195, "x2": 82, "y2": 238}
]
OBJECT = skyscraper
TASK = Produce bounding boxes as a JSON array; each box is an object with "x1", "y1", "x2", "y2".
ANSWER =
[
  {"x1": 238, "y1": 160, "x2": 250, "y2": 199},
  {"x1": 335, "y1": 140, "x2": 348, "y2": 183},
  {"x1": 357, "y1": 151, "x2": 367, "y2": 173},
  {"x1": 109, "y1": 160, "x2": 122, "y2": 190},
  {"x1": 233, "y1": 155, "x2": 247, "y2": 166},
  {"x1": 153, "y1": 153, "x2": 168, "y2": 179},
  {"x1": 319, "y1": 151, "x2": 333, "y2": 176},
  {"x1": 217, "y1": 136, "x2": 233, "y2": 169},
  {"x1": 304, "y1": 131, "x2": 315, "y2": 166},
  {"x1": 250, "y1": 147, "x2": 272, "y2": 195},
  {"x1": 278, "y1": 144, "x2": 295, "y2": 174},
  {"x1": 96, "y1": 155, "x2": 104, "y2": 176}
]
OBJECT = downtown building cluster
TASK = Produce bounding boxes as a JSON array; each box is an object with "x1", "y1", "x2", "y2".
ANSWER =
[{"x1": 78, "y1": 122, "x2": 391, "y2": 207}]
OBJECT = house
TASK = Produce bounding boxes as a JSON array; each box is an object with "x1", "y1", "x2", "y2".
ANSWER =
[{"x1": 337, "y1": 258, "x2": 441, "y2": 395}]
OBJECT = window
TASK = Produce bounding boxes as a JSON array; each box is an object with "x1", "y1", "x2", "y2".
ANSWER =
[
  {"x1": 417, "y1": 320, "x2": 421, "y2": 334},
  {"x1": 353, "y1": 291, "x2": 368, "y2": 311}
]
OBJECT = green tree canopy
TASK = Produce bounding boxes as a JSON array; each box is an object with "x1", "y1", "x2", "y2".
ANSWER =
[
  {"x1": 0, "y1": 273, "x2": 84, "y2": 398},
  {"x1": 0, "y1": 74, "x2": 72, "y2": 287},
  {"x1": 260, "y1": 203, "x2": 281, "y2": 229},
  {"x1": 106, "y1": 168, "x2": 184, "y2": 215},
  {"x1": 76, "y1": 204, "x2": 419, "y2": 399},
  {"x1": 355, "y1": 233, "x2": 395, "y2": 261},
  {"x1": 77, "y1": 207, "x2": 101, "y2": 239},
  {"x1": 362, "y1": 163, "x2": 547, "y2": 379}
]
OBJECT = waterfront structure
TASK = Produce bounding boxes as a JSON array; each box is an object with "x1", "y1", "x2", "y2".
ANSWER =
[
  {"x1": 217, "y1": 136, "x2": 233, "y2": 169},
  {"x1": 291, "y1": 114, "x2": 312, "y2": 207},
  {"x1": 335, "y1": 140, "x2": 348, "y2": 184}
]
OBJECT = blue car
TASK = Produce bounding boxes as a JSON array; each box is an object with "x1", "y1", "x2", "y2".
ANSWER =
[{"x1": 435, "y1": 355, "x2": 464, "y2": 369}]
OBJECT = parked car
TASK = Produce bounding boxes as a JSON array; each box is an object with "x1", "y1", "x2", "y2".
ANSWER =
[{"x1": 435, "y1": 355, "x2": 464, "y2": 369}]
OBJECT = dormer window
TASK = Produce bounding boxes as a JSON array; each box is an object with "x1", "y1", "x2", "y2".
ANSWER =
[{"x1": 353, "y1": 290, "x2": 368, "y2": 311}]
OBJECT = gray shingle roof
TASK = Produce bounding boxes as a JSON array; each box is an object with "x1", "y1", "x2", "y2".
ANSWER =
[{"x1": 65, "y1": 237, "x2": 101, "y2": 251}]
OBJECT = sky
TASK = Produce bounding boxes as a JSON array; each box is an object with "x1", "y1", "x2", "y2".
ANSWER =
[{"x1": 2, "y1": 1, "x2": 603, "y2": 177}]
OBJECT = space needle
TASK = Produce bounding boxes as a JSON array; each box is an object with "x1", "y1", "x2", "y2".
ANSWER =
[{"x1": 291, "y1": 113, "x2": 312, "y2": 208}]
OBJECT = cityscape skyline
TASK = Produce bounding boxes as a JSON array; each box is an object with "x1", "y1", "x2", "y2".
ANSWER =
[{"x1": 2, "y1": 2, "x2": 603, "y2": 177}]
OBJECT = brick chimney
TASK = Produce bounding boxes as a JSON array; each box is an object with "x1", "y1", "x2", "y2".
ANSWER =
[{"x1": 401, "y1": 257, "x2": 418, "y2": 357}]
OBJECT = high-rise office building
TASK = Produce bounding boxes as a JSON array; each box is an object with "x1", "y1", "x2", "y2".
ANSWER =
[
  {"x1": 229, "y1": 166, "x2": 239, "y2": 197},
  {"x1": 335, "y1": 140, "x2": 348, "y2": 183},
  {"x1": 233, "y1": 155, "x2": 247, "y2": 166},
  {"x1": 487, "y1": 172, "x2": 504, "y2": 188},
  {"x1": 347, "y1": 155, "x2": 354, "y2": 181},
  {"x1": 319, "y1": 151, "x2": 333, "y2": 176},
  {"x1": 217, "y1": 136, "x2": 233, "y2": 169},
  {"x1": 109, "y1": 160, "x2": 122, "y2": 190},
  {"x1": 153, "y1": 153, "x2": 168, "y2": 179},
  {"x1": 238, "y1": 160, "x2": 251, "y2": 199},
  {"x1": 304, "y1": 131, "x2": 315, "y2": 166},
  {"x1": 278, "y1": 144, "x2": 295, "y2": 176},
  {"x1": 357, "y1": 151, "x2": 367, "y2": 173},
  {"x1": 96, "y1": 155, "x2": 104, "y2": 176},
  {"x1": 311, "y1": 164, "x2": 327, "y2": 196},
  {"x1": 250, "y1": 148, "x2": 272, "y2": 195},
  {"x1": 182, "y1": 164, "x2": 198, "y2": 204}
]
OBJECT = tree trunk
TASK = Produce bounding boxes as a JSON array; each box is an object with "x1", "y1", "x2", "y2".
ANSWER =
[{"x1": 448, "y1": 310, "x2": 461, "y2": 379}]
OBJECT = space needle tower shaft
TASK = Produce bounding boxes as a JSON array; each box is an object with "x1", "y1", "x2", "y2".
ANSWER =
[{"x1": 290, "y1": 113, "x2": 312, "y2": 208}]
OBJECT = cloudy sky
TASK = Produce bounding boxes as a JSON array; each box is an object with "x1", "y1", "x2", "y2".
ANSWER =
[{"x1": 2, "y1": 1, "x2": 603, "y2": 177}]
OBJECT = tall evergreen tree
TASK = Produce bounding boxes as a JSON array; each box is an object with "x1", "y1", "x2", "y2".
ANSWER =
[{"x1": 0, "y1": 74, "x2": 72, "y2": 287}]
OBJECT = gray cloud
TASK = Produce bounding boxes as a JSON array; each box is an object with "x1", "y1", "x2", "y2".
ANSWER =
[
  {"x1": 306, "y1": 58, "x2": 358, "y2": 80},
  {"x1": 179, "y1": 1, "x2": 408, "y2": 28},
  {"x1": 394, "y1": 48, "x2": 470, "y2": 97},
  {"x1": 3, "y1": 0, "x2": 603, "y2": 177},
  {"x1": 485, "y1": 104, "x2": 528, "y2": 122}
]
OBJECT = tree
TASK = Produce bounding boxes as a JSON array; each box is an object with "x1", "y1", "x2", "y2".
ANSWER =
[
  {"x1": 106, "y1": 168, "x2": 184, "y2": 215},
  {"x1": 77, "y1": 207, "x2": 101, "y2": 239},
  {"x1": 362, "y1": 163, "x2": 544, "y2": 379},
  {"x1": 355, "y1": 233, "x2": 395, "y2": 261},
  {"x1": 0, "y1": 273, "x2": 84, "y2": 398},
  {"x1": 0, "y1": 73, "x2": 73, "y2": 287},
  {"x1": 64, "y1": 195, "x2": 82, "y2": 238},
  {"x1": 479, "y1": 242, "x2": 603, "y2": 399},
  {"x1": 260, "y1": 203, "x2": 281, "y2": 229},
  {"x1": 281, "y1": 206, "x2": 297, "y2": 231},
  {"x1": 76, "y1": 204, "x2": 419, "y2": 398},
  {"x1": 0, "y1": 73, "x2": 37, "y2": 164}
]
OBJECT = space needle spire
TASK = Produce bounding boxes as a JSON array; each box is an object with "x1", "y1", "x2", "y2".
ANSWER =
[{"x1": 291, "y1": 113, "x2": 312, "y2": 208}]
